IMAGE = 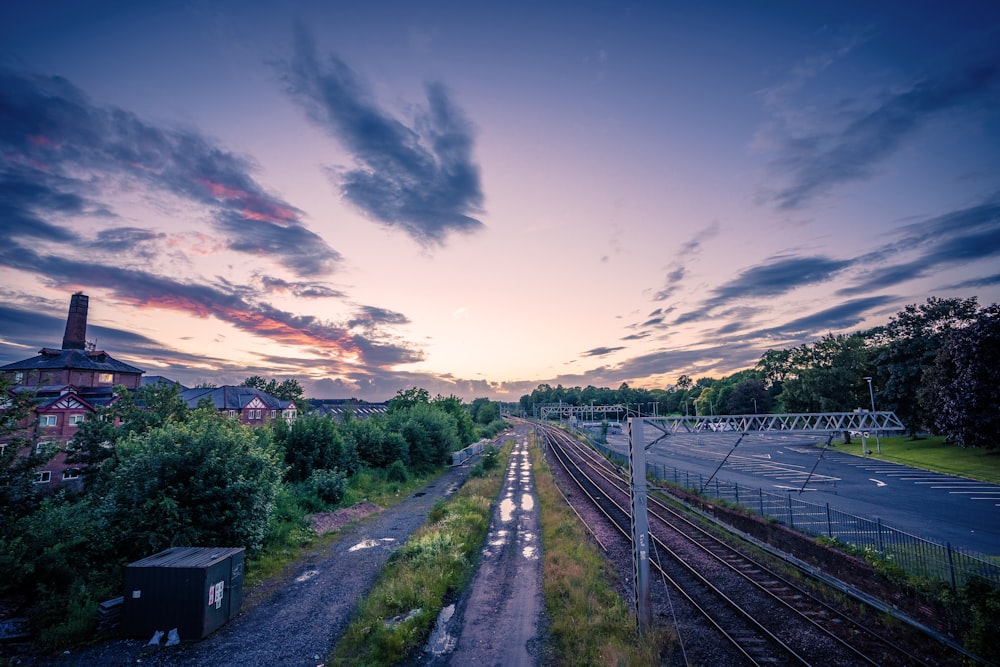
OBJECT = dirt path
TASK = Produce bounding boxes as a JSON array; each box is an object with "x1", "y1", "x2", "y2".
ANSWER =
[
  {"x1": 422, "y1": 428, "x2": 546, "y2": 666},
  {"x1": 33, "y1": 463, "x2": 481, "y2": 667}
]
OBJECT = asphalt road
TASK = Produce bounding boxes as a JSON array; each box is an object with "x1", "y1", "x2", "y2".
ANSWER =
[{"x1": 604, "y1": 430, "x2": 1000, "y2": 557}]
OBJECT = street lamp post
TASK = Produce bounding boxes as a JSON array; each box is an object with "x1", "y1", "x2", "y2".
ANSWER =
[{"x1": 863, "y1": 376, "x2": 881, "y2": 454}]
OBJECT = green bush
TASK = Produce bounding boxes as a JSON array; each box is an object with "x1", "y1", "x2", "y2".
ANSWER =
[
  {"x1": 310, "y1": 468, "x2": 347, "y2": 505},
  {"x1": 386, "y1": 460, "x2": 408, "y2": 483},
  {"x1": 102, "y1": 414, "x2": 284, "y2": 560}
]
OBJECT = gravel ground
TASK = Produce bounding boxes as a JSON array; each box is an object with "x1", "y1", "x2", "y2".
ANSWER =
[{"x1": 12, "y1": 463, "x2": 480, "y2": 667}]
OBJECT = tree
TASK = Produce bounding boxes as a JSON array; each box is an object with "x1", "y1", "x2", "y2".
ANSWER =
[
  {"x1": 101, "y1": 413, "x2": 284, "y2": 559},
  {"x1": 919, "y1": 304, "x2": 1000, "y2": 448},
  {"x1": 0, "y1": 381, "x2": 52, "y2": 532},
  {"x1": 68, "y1": 383, "x2": 188, "y2": 478},
  {"x1": 344, "y1": 416, "x2": 409, "y2": 468},
  {"x1": 388, "y1": 387, "x2": 430, "y2": 413},
  {"x1": 470, "y1": 398, "x2": 499, "y2": 425},
  {"x1": 240, "y1": 376, "x2": 306, "y2": 405},
  {"x1": 776, "y1": 333, "x2": 874, "y2": 413},
  {"x1": 726, "y1": 379, "x2": 772, "y2": 415},
  {"x1": 431, "y1": 394, "x2": 476, "y2": 445},
  {"x1": 389, "y1": 402, "x2": 459, "y2": 473},
  {"x1": 873, "y1": 297, "x2": 979, "y2": 436},
  {"x1": 274, "y1": 413, "x2": 358, "y2": 482}
]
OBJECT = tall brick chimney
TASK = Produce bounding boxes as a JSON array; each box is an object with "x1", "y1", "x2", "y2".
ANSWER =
[{"x1": 62, "y1": 293, "x2": 89, "y2": 350}]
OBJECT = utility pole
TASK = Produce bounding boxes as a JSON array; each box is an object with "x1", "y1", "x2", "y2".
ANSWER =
[{"x1": 628, "y1": 417, "x2": 651, "y2": 631}]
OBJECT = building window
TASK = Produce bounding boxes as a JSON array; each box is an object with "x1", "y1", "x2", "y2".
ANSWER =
[
  {"x1": 14, "y1": 371, "x2": 24, "y2": 384},
  {"x1": 69, "y1": 414, "x2": 85, "y2": 425},
  {"x1": 39, "y1": 415, "x2": 58, "y2": 427},
  {"x1": 271, "y1": 410, "x2": 277, "y2": 418},
  {"x1": 0, "y1": 443, "x2": 6, "y2": 456},
  {"x1": 63, "y1": 469, "x2": 81, "y2": 481},
  {"x1": 97, "y1": 372, "x2": 114, "y2": 384},
  {"x1": 34, "y1": 471, "x2": 52, "y2": 484},
  {"x1": 228, "y1": 409, "x2": 238, "y2": 417}
]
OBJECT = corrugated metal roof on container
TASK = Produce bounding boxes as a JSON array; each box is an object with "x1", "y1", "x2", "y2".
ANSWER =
[{"x1": 128, "y1": 546, "x2": 244, "y2": 569}]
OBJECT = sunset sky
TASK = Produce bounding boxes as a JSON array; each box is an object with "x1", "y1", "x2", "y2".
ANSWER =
[{"x1": 2, "y1": 1, "x2": 999, "y2": 402}]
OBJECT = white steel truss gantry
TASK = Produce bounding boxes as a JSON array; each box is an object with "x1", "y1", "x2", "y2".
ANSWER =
[{"x1": 639, "y1": 411, "x2": 905, "y2": 437}]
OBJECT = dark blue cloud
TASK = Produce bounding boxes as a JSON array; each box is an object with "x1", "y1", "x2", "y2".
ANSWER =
[
  {"x1": 671, "y1": 254, "x2": 852, "y2": 326},
  {"x1": 0, "y1": 66, "x2": 341, "y2": 277},
  {"x1": 582, "y1": 346, "x2": 624, "y2": 357},
  {"x1": 839, "y1": 198, "x2": 1000, "y2": 295},
  {"x1": 714, "y1": 255, "x2": 852, "y2": 299},
  {"x1": 281, "y1": 29, "x2": 485, "y2": 245},
  {"x1": 754, "y1": 295, "x2": 897, "y2": 339},
  {"x1": 257, "y1": 276, "x2": 346, "y2": 299},
  {"x1": 765, "y1": 57, "x2": 1000, "y2": 210}
]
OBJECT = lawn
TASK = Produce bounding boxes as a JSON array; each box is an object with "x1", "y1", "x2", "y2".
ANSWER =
[{"x1": 836, "y1": 434, "x2": 1000, "y2": 484}]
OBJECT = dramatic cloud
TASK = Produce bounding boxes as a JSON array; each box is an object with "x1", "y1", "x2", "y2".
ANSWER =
[
  {"x1": 753, "y1": 295, "x2": 897, "y2": 339},
  {"x1": 281, "y1": 29, "x2": 485, "y2": 245},
  {"x1": 671, "y1": 254, "x2": 852, "y2": 327},
  {"x1": 582, "y1": 346, "x2": 624, "y2": 358},
  {"x1": 0, "y1": 246, "x2": 418, "y2": 370},
  {"x1": 257, "y1": 276, "x2": 346, "y2": 299},
  {"x1": 840, "y1": 198, "x2": 1000, "y2": 295},
  {"x1": 0, "y1": 67, "x2": 341, "y2": 277},
  {"x1": 761, "y1": 56, "x2": 1000, "y2": 210}
]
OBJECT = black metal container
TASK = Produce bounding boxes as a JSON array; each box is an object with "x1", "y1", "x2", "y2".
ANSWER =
[{"x1": 122, "y1": 546, "x2": 245, "y2": 640}]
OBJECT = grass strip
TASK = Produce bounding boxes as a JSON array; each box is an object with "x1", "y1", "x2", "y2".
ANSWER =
[
  {"x1": 328, "y1": 441, "x2": 512, "y2": 666},
  {"x1": 833, "y1": 435, "x2": 1000, "y2": 484},
  {"x1": 530, "y1": 431, "x2": 670, "y2": 666}
]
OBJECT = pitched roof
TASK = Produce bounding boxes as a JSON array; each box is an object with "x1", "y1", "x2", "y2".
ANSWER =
[
  {"x1": 0, "y1": 348, "x2": 144, "y2": 375},
  {"x1": 179, "y1": 386, "x2": 294, "y2": 411}
]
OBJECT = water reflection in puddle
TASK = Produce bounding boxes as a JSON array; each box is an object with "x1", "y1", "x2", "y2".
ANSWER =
[
  {"x1": 426, "y1": 603, "x2": 457, "y2": 655},
  {"x1": 500, "y1": 498, "x2": 516, "y2": 522},
  {"x1": 348, "y1": 537, "x2": 395, "y2": 552}
]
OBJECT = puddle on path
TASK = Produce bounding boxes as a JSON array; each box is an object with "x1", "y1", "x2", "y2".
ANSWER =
[
  {"x1": 348, "y1": 537, "x2": 395, "y2": 552},
  {"x1": 426, "y1": 603, "x2": 457, "y2": 656}
]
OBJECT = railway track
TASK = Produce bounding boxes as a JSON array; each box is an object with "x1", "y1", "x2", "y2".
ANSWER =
[{"x1": 533, "y1": 420, "x2": 951, "y2": 666}]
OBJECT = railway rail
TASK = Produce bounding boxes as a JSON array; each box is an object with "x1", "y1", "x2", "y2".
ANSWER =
[{"x1": 533, "y1": 420, "x2": 958, "y2": 666}]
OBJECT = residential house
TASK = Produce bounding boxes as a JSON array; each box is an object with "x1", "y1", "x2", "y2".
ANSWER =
[{"x1": 179, "y1": 386, "x2": 297, "y2": 425}]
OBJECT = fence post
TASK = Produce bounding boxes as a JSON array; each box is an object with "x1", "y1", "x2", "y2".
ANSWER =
[
  {"x1": 876, "y1": 518, "x2": 884, "y2": 556},
  {"x1": 759, "y1": 488, "x2": 764, "y2": 517},
  {"x1": 735, "y1": 484, "x2": 739, "y2": 506},
  {"x1": 787, "y1": 494, "x2": 794, "y2": 528},
  {"x1": 826, "y1": 503, "x2": 832, "y2": 539},
  {"x1": 947, "y1": 543, "x2": 957, "y2": 590}
]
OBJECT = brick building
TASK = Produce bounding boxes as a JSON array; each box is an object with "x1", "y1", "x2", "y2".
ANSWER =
[
  {"x1": 179, "y1": 385, "x2": 297, "y2": 425},
  {"x1": 0, "y1": 293, "x2": 144, "y2": 488}
]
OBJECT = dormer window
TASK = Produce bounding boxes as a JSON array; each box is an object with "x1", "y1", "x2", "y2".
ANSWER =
[{"x1": 97, "y1": 373, "x2": 113, "y2": 384}]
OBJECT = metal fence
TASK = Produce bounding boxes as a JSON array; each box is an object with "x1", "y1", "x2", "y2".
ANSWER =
[{"x1": 588, "y1": 439, "x2": 1000, "y2": 589}]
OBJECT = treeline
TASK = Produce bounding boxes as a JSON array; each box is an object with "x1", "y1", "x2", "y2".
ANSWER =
[
  {"x1": 520, "y1": 296, "x2": 999, "y2": 449},
  {"x1": 0, "y1": 382, "x2": 506, "y2": 648}
]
